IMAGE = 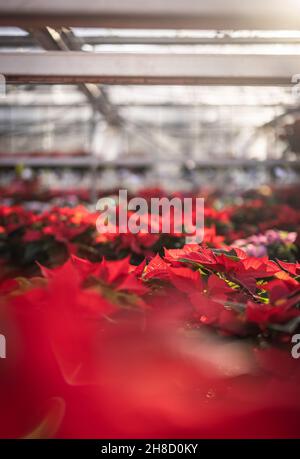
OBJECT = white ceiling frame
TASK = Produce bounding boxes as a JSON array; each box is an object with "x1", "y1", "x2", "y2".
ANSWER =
[
  {"x1": 0, "y1": 1, "x2": 300, "y2": 29},
  {"x1": 0, "y1": 51, "x2": 299, "y2": 85}
]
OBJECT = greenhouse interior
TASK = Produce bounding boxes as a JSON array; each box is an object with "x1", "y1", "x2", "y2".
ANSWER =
[{"x1": 1, "y1": 1, "x2": 300, "y2": 440}]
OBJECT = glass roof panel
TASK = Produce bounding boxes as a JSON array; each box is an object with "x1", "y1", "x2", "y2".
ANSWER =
[
  {"x1": 72, "y1": 28, "x2": 300, "y2": 40},
  {"x1": 82, "y1": 43, "x2": 300, "y2": 54},
  {"x1": 0, "y1": 27, "x2": 41, "y2": 51},
  {"x1": 0, "y1": 27, "x2": 28, "y2": 36},
  {"x1": 106, "y1": 86, "x2": 297, "y2": 107},
  {"x1": 0, "y1": 85, "x2": 87, "y2": 106}
]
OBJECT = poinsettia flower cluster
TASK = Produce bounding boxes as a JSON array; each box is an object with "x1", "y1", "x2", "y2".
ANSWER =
[
  {"x1": 139, "y1": 244, "x2": 300, "y2": 337},
  {"x1": 227, "y1": 200, "x2": 300, "y2": 242},
  {"x1": 1, "y1": 191, "x2": 300, "y2": 278},
  {"x1": 0, "y1": 202, "x2": 227, "y2": 277},
  {"x1": 3, "y1": 244, "x2": 299, "y2": 340}
]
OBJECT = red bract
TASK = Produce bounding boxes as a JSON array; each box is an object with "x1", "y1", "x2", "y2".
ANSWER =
[
  {"x1": 143, "y1": 254, "x2": 170, "y2": 280},
  {"x1": 277, "y1": 259, "x2": 300, "y2": 276},
  {"x1": 164, "y1": 243, "x2": 213, "y2": 266},
  {"x1": 23, "y1": 229, "x2": 42, "y2": 242},
  {"x1": 40, "y1": 255, "x2": 149, "y2": 299},
  {"x1": 166, "y1": 265, "x2": 248, "y2": 335},
  {"x1": 246, "y1": 299, "x2": 300, "y2": 329},
  {"x1": 202, "y1": 225, "x2": 226, "y2": 248},
  {"x1": 166, "y1": 245, "x2": 281, "y2": 293},
  {"x1": 0, "y1": 205, "x2": 33, "y2": 232},
  {"x1": 118, "y1": 231, "x2": 160, "y2": 255},
  {"x1": 168, "y1": 266, "x2": 202, "y2": 293}
]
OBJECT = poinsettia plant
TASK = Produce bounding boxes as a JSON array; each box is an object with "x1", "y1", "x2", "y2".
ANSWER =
[
  {"x1": 0, "y1": 186, "x2": 300, "y2": 438},
  {"x1": 1, "y1": 249, "x2": 300, "y2": 438}
]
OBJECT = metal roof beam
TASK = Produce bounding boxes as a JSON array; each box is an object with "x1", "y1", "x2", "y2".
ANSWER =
[
  {"x1": 0, "y1": 51, "x2": 299, "y2": 86},
  {"x1": 4, "y1": 34, "x2": 300, "y2": 48},
  {"x1": 27, "y1": 27, "x2": 121, "y2": 126},
  {"x1": 0, "y1": 1, "x2": 300, "y2": 29}
]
